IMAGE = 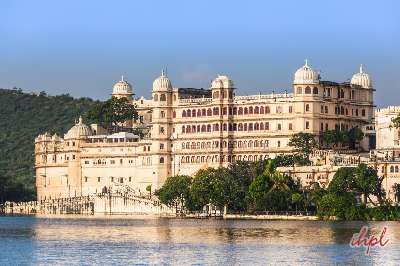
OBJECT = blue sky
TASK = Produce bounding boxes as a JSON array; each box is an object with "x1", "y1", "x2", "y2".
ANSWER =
[{"x1": 1, "y1": 0, "x2": 399, "y2": 106}]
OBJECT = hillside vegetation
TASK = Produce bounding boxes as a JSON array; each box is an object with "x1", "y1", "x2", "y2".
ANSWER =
[{"x1": 0, "y1": 89, "x2": 98, "y2": 202}]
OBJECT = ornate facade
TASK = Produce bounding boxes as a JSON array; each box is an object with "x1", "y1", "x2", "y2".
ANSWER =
[{"x1": 35, "y1": 62, "x2": 375, "y2": 200}]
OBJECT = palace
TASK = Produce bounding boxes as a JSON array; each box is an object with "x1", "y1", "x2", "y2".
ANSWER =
[{"x1": 35, "y1": 61, "x2": 375, "y2": 200}]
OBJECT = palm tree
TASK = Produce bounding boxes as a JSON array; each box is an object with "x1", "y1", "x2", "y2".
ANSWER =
[{"x1": 268, "y1": 172, "x2": 290, "y2": 194}]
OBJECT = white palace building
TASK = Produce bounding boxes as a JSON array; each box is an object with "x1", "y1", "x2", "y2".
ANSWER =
[{"x1": 34, "y1": 62, "x2": 375, "y2": 200}]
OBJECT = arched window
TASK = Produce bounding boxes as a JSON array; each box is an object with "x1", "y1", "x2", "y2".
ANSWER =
[
  {"x1": 244, "y1": 123, "x2": 248, "y2": 131},
  {"x1": 277, "y1": 123, "x2": 282, "y2": 131},
  {"x1": 238, "y1": 123, "x2": 243, "y2": 131},
  {"x1": 160, "y1": 94, "x2": 166, "y2": 101},
  {"x1": 396, "y1": 166, "x2": 399, "y2": 173},
  {"x1": 254, "y1": 123, "x2": 259, "y2": 130},
  {"x1": 390, "y1": 166, "x2": 394, "y2": 173},
  {"x1": 260, "y1": 123, "x2": 264, "y2": 130},
  {"x1": 207, "y1": 108, "x2": 212, "y2": 116},
  {"x1": 297, "y1": 87, "x2": 302, "y2": 94},
  {"x1": 305, "y1": 87, "x2": 311, "y2": 94},
  {"x1": 192, "y1": 109, "x2": 196, "y2": 117},
  {"x1": 313, "y1": 87, "x2": 318, "y2": 94},
  {"x1": 255, "y1": 106, "x2": 259, "y2": 114},
  {"x1": 244, "y1": 107, "x2": 248, "y2": 114},
  {"x1": 202, "y1": 109, "x2": 206, "y2": 116},
  {"x1": 249, "y1": 106, "x2": 253, "y2": 114},
  {"x1": 154, "y1": 94, "x2": 158, "y2": 101},
  {"x1": 182, "y1": 110, "x2": 186, "y2": 117},
  {"x1": 201, "y1": 125, "x2": 206, "y2": 132},
  {"x1": 207, "y1": 124, "x2": 211, "y2": 132},
  {"x1": 249, "y1": 123, "x2": 253, "y2": 131},
  {"x1": 233, "y1": 107, "x2": 237, "y2": 115},
  {"x1": 306, "y1": 104, "x2": 310, "y2": 112},
  {"x1": 238, "y1": 107, "x2": 243, "y2": 115},
  {"x1": 186, "y1": 125, "x2": 191, "y2": 133},
  {"x1": 173, "y1": 111, "x2": 176, "y2": 118},
  {"x1": 265, "y1": 106, "x2": 270, "y2": 113},
  {"x1": 196, "y1": 109, "x2": 201, "y2": 117},
  {"x1": 213, "y1": 91, "x2": 219, "y2": 99},
  {"x1": 159, "y1": 157, "x2": 164, "y2": 164},
  {"x1": 223, "y1": 123, "x2": 227, "y2": 131},
  {"x1": 182, "y1": 125, "x2": 185, "y2": 133},
  {"x1": 187, "y1": 109, "x2": 191, "y2": 117},
  {"x1": 362, "y1": 109, "x2": 366, "y2": 117},
  {"x1": 260, "y1": 106, "x2": 264, "y2": 114},
  {"x1": 173, "y1": 95, "x2": 177, "y2": 101},
  {"x1": 265, "y1": 122, "x2": 270, "y2": 130}
]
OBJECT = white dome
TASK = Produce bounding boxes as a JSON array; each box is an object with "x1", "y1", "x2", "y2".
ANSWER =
[
  {"x1": 112, "y1": 76, "x2": 133, "y2": 95},
  {"x1": 152, "y1": 70, "x2": 172, "y2": 91},
  {"x1": 351, "y1": 65, "x2": 372, "y2": 88},
  {"x1": 64, "y1": 116, "x2": 92, "y2": 139},
  {"x1": 293, "y1": 60, "x2": 320, "y2": 85},
  {"x1": 211, "y1": 75, "x2": 234, "y2": 89}
]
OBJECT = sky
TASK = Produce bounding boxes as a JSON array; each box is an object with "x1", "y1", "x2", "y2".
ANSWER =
[{"x1": 1, "y1": 0, "x2": 399, "y2": 106}]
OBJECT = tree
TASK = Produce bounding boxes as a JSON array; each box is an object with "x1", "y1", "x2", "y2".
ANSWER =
[
  {"x1": 86, "y1": 97, "x2": 138, "y2": 132},
  {"x1": 391, "y1": 114, "x2": 400, "y2": 129},
  {"x1": 189, "y1": 168, "x2": 216, "y2": 211},
  {"x1": 353, "y1": 164, "x2": 382, "y2": 204},
  {"x1": 347, "y1": 127, "x2": 364, "y2": 150},
  {"x1": 393, "y1": 183, "x2": 400, "y2": 203},
  {"x1": 155, "y1": 175, "x2": 192, "y2": 211},
  {"x1": 288, "y1": 133, "x2": 317, "y2": 158},
  {"x1": 328, "y1": 167, "x2": 356, "y2": 195},
  {"x1": 291, "y1": 192, "x2": 303, "y2": 213}
]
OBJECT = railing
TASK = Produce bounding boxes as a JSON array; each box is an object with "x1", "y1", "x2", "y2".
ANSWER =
[
  {"x1": 179, "y1": 98, "x2": 213, "y2": 104},
  {"x1": 234, "y1": 93, "x2": 293, "y2": 101},
  {"x1": 252, "y1": 210, "x2": 316, "y2": 216}
]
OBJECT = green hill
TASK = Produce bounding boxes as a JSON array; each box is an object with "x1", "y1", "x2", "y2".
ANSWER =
[{"x1": 0, "y1": 88, "x2": 98, "y2": 203}]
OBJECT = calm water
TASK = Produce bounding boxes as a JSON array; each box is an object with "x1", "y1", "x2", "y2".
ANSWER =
[{"x1": 0, "y1": 216, "x2": 399, "y2": 265}]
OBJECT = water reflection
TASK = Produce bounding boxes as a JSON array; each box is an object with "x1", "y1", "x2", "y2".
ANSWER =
[{"x1": 0, "y1": 215, "x2": 399, "y2": 265}]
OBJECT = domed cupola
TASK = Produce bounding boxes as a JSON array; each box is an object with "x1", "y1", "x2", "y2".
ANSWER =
[
  {"x1": 64, "y1": 116, "x2": 92, "y2": 139},
  {"x1": 351, "y1": 65, "x2": 372, "y2": 89},
  {"x1": 293, "y1": 60, "x2": 320, "y2": 85},
  {"x1": 211, "y1": 75, "x2": 234, "y2": 89},
  {"x1": 152, "y1": 70, "x2": 172, "y2": 91},
  {"x1": 112, "y1": 76, "x2": 133, "y2": 96}
]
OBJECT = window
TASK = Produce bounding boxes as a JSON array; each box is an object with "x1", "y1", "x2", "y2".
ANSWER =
[
  {"x1": 265, "y1": 106, "x2": 270, "y2": 113},
  {"x1": 160, "y1": 127, "x2": 165, "y2": 134},
  {"x1": 277, "y1": 141, "x2": 281, "y2": 147},
  {"x1": 277, "y1": 124, "x2": 281, "y2": 131},
  {"x1": 276, "y1": 106, "x2": 282, "y2": 113},
  {"x1": 129, "y1": 177, "x2": 132, "y2": 182},
  {"x1": 305, "y1": 86, "x2": 311, "y2": 94},
  {"x1": 325, "y1": 106, "x2": 328, "y2": 113},
  {"x1": 289, "y1": 106, "x2": 293, "y2": 113},
  {"x1": 305, "y1": 104, "x2": 310, "y2": 112},
  {"x1": 72, "y1": 155, "x2": 75, "y2": 160},
  {"x1": 85, "y1": 161, "x2": 89, "y2": 165},
  {"x1": 84, "y1": 177, "x2": 88, "y2": 182},
  {"x1": 97, "y1": 177, "x2": 101, "y2": 182},
  {"x1": 173, "y1": 111, "x2": 176, "y2": 118},
  {"x1": 313, "y1": 87, "x2": 318, "y2": 94},
  {"x1": 160, "y1": 94, "x2": 166, "y2": 101},
  {"x1": 154, "y1": 94, "x2": 158, "y2": 101},
  {"x1": 289, "y1": 123, "x2": 293, "y2": 130},
  {"x1": 321, "y1": 105, "x2": 324, "y2": 113},
  {"x1": 213, "y1": 91, "x2": 219, "y2": 99},
  {"x1": 110, "y1": 160, "x2": 115, "y2": 164},
  {"x1": 182, "y1": 110, "x2": 186, "y2": 117},
  {"x1": 306, "y1": 121, "x2": 310, "y2": 129},
  {"x1": 160, "y1": 157, "x2": 164, "y2": 164},
  {"x1": 160, "y1": 111, "x2": 165, "y2": 118},
  {"x1": 160, "y1": 143, "x2": 164, "y2": 150},
  {"x1": 297, "y1": 87, "x2": 302, "y2": 94},
  {"x1": 362, "y1": 109, "x2": 366, "y2": 117}
]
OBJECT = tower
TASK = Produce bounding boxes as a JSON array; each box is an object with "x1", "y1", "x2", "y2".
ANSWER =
[{"x1": 151, "y1": 70, "x2": 173, "y2": 189}]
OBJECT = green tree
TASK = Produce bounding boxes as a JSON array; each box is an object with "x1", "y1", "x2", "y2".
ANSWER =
[
  {"x1": 393, "y1": 183, "x2": 400, "y2": 203},
  {"x1": 347, "y1": 127, "x2": 364, "y2": 150},
  {"x1": 155, "y1": 175, "x2": 192, "y2": 211},
  {"x1": 391, "y1": 114, "x2": 400, "y2": 129},
  {"x1": 288, "y1": 133, "x2": 317, "y2": 158},
  {"x1": 328, "y1": 167, "x2": 356, "y2": 195},
  {"x1": 86, "y1": 97, "x2": 138, "y2": 132},
  {"x1": 354, "y1": 164, "x2": 383, "y2": 204},
  {"x1": 291, "y1": 192, "x2": 303, "y2": 213},
  {"x1": 189, "y1": 168, "x2": 216, "y2": 211}
]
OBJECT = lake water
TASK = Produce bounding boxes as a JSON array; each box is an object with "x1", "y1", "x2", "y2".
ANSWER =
[{"x1": 0, "y1": 216, "x2": 399, "y2": 265}]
